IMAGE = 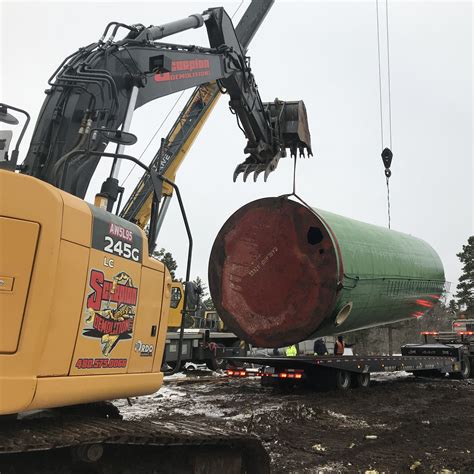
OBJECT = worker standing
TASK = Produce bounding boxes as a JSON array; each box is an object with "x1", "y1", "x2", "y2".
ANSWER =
[
  {"x1": 285, "y1": 344, "x2": 298, "y2": 357},
  {"x1": 334, "y1": 335, "x2": 345, "y2": 356},
  {"x1": 313, "y1": 338, "x2": 328, "y2": 356}
]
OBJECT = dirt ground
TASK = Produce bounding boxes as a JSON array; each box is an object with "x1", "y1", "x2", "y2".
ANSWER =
[{"x1": 115, "y1": 371, "x2": 474, "y2": 473}]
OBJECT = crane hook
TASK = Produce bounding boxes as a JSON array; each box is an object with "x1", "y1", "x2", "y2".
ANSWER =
[{"x1": 381, "y1": 147, "x2": 393, "y2": 178}]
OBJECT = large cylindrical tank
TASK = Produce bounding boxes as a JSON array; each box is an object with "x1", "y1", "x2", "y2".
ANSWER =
[{"x1": 208, "y1": 197, "x2": 445, "y2": 348}]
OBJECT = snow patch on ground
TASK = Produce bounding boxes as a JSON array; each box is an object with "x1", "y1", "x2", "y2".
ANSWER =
[
  {"x1": 283, "y1": 461, "x2": 347, "y2": 473},
  {"x1": 114, "y1": 385, "x2": 188, "y2": 420},
  {"x1": 326, "y1": 410, "x2": 369, "y2": 429},
  {"x1": 311, "y1": 461, "x2": 347, "y2": 472},
  {"x1": 163, "y1": 373, "x2": 187, "y2": 381},
  {"x1": 172, "y1": 406, "x2": 228, "y2": 418},
  {"x1": 372, "y1": 370, "x2": 412, "y2": 381}
]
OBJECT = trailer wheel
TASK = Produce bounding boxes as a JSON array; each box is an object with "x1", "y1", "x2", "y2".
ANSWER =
[
  {"x1": 260, "y1": 376, "x2": 276, "y2": 387},
  {"x1": 166, "y1": 361, "x2": 182, "y2": 372},
  {"x1": 226, "y1": 340, "x2": 248, "y2": 367},
  {"x1": 451, "y1": 357, "x2": 471, "y2": 380},
  {"x1": 335, "y1": 370, "x2": 352, "y2": 390},
  {"x1": 351, "y1": 372, "x2": 370, "y2": 388},
  {"x1": 206, "y1": 355, "x2": 226, "y2": 371}
]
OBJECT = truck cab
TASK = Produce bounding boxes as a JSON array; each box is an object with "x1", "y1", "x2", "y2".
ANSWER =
[{"x1": 452, "y1": 318, "x2": 474, "y2": 334}]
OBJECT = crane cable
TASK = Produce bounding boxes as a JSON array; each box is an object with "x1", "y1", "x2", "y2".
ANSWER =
[{"x1": 376, "y1": 0, "x2": 393, "y2": 229}]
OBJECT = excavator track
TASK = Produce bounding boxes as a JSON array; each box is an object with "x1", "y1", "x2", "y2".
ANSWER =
[{"x1": 0, "y1": 414, "x2": 269, "y2": 473}]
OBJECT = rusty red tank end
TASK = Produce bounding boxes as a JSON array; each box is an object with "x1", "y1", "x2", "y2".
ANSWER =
[{"x1": 209, "y1": 197, "x2": 340, "y2": 348}]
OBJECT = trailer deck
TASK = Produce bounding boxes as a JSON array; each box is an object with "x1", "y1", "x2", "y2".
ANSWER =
[
  {"x1": 227, "y1": 354, "x2": 458, "y2": 373},
  {"x1": 225, "y1": 353, "x2": 462, "y2": 390}
]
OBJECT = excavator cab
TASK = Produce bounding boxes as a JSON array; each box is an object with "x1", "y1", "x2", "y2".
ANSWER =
[
  {"x1": 0, "y1": 107, "x2": 15, "y2": 163},
  {"x1": 0, "y1": 130, "x2": 12, "y2": 163},
  {"x1": 0, "y1": 104, "x2": 30, "y2": 172}
]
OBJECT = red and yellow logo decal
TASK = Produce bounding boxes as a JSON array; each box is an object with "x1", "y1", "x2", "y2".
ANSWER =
[{"x1": 82, "y1": 270, "x2": 138, "y2": 356}]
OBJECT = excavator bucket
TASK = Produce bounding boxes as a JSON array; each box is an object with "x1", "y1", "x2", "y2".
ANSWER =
[
  {"x1": 266, "y1": 100, "x2": 312, "y2": 159},
  {"x1": 233, "y1": 100, "x2": 312, "y2": 182}
]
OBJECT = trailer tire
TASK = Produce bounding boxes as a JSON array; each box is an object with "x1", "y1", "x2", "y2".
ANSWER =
[
  {"x1": 335, "y1": 370, "x2": 352, "y2": 390},
  {"x1": 226, "y1": 340, "x2": 248, "y2": 367},
  {"x1": 206, "y1": 355, "x2": 226, "y2": 371},
  {"x1": 261, "y1": 376, "x2": 276, "y2": 387},
  {"x1": 351, "y1": 372, "x2": 370, "y2": 388},
  {"x1": 451, "y1": 357, "x2": 471, "y2": 380},
  {"x1": 166, "y1": 360, "x2": 182, "y2": 372}
]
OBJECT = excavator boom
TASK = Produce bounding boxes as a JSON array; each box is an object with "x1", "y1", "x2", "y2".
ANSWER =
[{"x1": 16, "y1": 2, "x2": 311, "y2": 203}]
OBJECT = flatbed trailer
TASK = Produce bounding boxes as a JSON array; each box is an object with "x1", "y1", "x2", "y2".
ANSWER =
[
  {"x1": 165, "y1": 329, "x2": 245, "y2": 371},
  {"x1": 225, "y1": 352, "x2": 464, "y2": 390}
]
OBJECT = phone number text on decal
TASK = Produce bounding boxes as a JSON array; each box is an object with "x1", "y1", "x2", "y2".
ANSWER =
[{"x1": 75, "y1": 358, "x2": 127, "y2": 369}]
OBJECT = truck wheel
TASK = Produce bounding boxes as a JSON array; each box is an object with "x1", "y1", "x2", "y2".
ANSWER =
[
  {"x1": 260, "y1": 376, "x2": 276, "y2": 387},
  {"x1": 351, "y1": 372, "x2": 370, "y2": 388},
  {"x1": 451, "y1": 357, "x2": 471, "y2": 380},
  {"x1": 227, "y1": 340, "x2": 248, "y2": 367},
  {"x1": 206, "y1": 355, "x2": 226, "y2": 371},
  {"x1": 166, "y1": 361, "x2": 182, "y2": 372},
  {"x1": 335, "y1": 370, "x2": 352, "y2": 390}
]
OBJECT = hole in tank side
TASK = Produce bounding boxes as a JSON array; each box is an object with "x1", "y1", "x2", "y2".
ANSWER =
[
  {"x1": 335, "y1": 302, "x2": 353, "y2": 326},
  {"x1": 307, "y1": 227, "x2": 324, "y2": 245}
]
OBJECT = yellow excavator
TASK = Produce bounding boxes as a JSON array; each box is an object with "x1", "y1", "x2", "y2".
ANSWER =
[{"x1": 0, "y1": 1, "x2": 311, "y2": 471}]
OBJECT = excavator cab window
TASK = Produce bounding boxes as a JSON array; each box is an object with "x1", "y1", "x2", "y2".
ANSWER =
[
  {"x1": 170, "y1": 286, "x2": 182, "y2": 309},
  {"x1": 0, "y1": 131, "x2": 13, "y2": 162}
]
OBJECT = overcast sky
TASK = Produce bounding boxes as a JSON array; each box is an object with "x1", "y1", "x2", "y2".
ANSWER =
[{"x1": 1, "y1": 0, "x2": 472, "y2": 301}]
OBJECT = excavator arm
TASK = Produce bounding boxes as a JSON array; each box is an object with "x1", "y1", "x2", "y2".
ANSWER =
[
  {"x1": 120, "y1": 0, "x2": 280, "y2": 229},
  {"x1": 19, "y1": 1, "x2": 311, "y2": 205}
]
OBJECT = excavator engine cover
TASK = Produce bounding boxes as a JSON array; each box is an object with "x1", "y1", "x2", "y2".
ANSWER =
[{"x1": 0, "y1": 169, "x2": 172, "y2": 415}]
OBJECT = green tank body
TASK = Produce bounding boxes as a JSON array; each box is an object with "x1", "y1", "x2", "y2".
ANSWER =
[
  {"x1": 313, "y1": 208, "x2": 445, "y2": 336},
  {"x1": 209, "y1": 197, "x2": 446, "y2": 348}
]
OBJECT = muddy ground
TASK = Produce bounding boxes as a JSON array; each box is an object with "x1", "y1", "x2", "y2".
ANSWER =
[{"x1": 115, "y1": 371, "x2": 474, "y2": 473}]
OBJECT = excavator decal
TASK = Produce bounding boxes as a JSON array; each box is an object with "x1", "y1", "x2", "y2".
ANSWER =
[
  {"x1": 155, "y1": 59, "x2": 211, "y2": 82},
  {"x1": 82, "y1": 271, "x2": 137, "y2": 356},
  {"x1": 89, "y1": 204, "x2": 143, "y2": 263}
]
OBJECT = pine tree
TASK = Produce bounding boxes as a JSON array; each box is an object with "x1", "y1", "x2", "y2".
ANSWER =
[
  {"x1": 454, "y1": 236, "x2": 474, "y2": 316},
  {"x1": 193, "y1": 276, "x2": 208, "y2": 299},
  {"x1": 203, "y1": 297, "x2": 216, "y2": 310},
  {"x1": 152, "y1": 247, "x2": 178, "y2": 279},
  {"x1": 448, "y1": 299, "x2": 458, "y2": 315},
  {"x1": 190, "y1": 277, "x2": 216, "y2": 309}
]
